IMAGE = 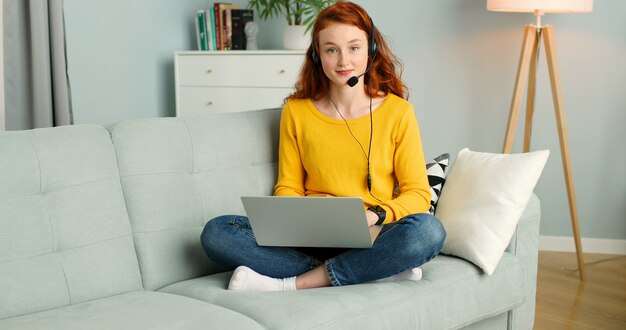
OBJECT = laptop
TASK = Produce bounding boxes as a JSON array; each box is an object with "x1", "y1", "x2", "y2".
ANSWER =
[{"x1": 241, "y1": 196, "x2": 382, "y2": 248}]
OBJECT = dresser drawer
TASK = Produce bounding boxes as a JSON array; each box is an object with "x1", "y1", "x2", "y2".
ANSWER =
[
  {"x1": 177, "y1": 54, "x2": 303, "y2": 88},
  {"x1": 175, "y1": 51, "x2": 304, "y2": 116},
  {"x1": 177, "y1": 86, "x2": 292, "y2": 116}
]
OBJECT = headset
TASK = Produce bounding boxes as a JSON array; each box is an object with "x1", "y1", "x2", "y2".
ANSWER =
[{"x1": 311, "y1": 16, "x2": 383, "y2": 204}]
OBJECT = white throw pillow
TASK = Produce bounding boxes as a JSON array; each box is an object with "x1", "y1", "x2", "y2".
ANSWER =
[{"x1": 435, "y1": 148, "x2": 549, "y2": 275}]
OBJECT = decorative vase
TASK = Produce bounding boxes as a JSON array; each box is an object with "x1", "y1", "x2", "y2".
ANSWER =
[{"x1": 283, "y1": 25, "x2": 310, "y2": 50}]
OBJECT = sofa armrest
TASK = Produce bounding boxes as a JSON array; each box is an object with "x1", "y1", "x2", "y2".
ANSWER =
[{"x1": 505, "y1": 193, "x2": 541, "y2": 329}]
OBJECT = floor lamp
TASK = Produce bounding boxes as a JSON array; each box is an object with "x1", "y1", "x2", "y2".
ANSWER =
[{"x1": 487, "y1": 0, "x2": 593, "y2": 281}]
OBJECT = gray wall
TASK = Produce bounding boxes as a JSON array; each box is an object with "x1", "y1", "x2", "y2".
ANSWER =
[
  {"x1": 0, "y1": 1, "x2": 4, "y2": 131},
  {"x1": 62, "y1": 0, "x2": 625, "y2": 242}
]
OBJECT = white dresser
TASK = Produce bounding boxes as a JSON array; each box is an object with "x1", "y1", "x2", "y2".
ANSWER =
[{"x1": 174, "y1": 50, "x2": 305, "y2": 116}]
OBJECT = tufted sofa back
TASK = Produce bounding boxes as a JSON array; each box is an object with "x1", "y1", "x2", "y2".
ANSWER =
[
  {"x1": 111, "y1": 109, "x2": 281, "y2": 291},
  {"x1": 0, "y1": 125, "x2": 142, "y2": 319}
]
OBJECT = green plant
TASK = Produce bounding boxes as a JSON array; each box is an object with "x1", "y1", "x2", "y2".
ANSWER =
[{"x1": 247, "y1": 0, "x2": 335, "y2": 32}]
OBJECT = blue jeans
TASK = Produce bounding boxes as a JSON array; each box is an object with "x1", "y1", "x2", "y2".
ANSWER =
[{"x1": 200, "y1": 213, "x2": 446, "y2": 286}]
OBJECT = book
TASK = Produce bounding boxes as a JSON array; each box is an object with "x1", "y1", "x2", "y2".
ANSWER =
[
  {"x1": 222, "y1": 8, "x2": 233, "y2": 50},
  {"x1": 204, "y1": 9, "x2": 215, "y2": 51},
  {"x1": 214, "y1": 3, "x2": 239, "y2": 50},
  {"x1": 213, "y1": 3, "x2": 229, "y2": 50},
  {"x1": 208, "y1": 9, "x2": 217, "y2": 51},
  {"x1": 194, "y1": 16, "x2": 201, "y2": 50},
  {"x1": 230, "y1": 9, "x2": 253, "y2": 50},
  {"x1": 196, "y1": 10, "x2": 208, "y2": 51}
]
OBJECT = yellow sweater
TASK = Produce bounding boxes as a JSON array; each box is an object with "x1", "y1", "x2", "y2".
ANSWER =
[{"x1": 274, "y1": 94, "x2": 431, "y2": 224}]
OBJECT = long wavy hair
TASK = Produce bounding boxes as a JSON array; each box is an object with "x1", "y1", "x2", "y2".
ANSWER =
[{"x1": 288, "y1": 1, "x2": 408, "y2": 101}]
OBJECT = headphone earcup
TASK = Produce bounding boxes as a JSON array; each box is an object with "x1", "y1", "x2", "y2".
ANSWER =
[
  {"x1": 310, "y1": 48, "x2": 320, "y2": 65},
  {"x1": 369, "y1": 18, "x2": 379, "y2": 58},
  {"x1": 369, "y1": 37, "x2": 378, "y2": 58}
]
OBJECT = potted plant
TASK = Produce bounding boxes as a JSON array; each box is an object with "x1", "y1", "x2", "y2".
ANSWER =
[{"x1": 248, "y1": 0, "x2": 335, "y2": 50}]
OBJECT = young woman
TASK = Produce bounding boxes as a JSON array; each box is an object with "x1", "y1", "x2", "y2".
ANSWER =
[{"x1": 201, "y1": 1, "x2": 445, "y2": 291}]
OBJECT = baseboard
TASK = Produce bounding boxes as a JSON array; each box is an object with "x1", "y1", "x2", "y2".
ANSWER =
[{"x1": 539, "y1": 236, "x2": 626, "y2": 255}]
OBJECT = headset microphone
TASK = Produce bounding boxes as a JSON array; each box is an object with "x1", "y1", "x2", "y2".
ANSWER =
[
  {"x1": 347, "y1": 73, "x2": 364, "y2": 87},
  {"x1": 347, "y1": 57, "x2": 374, "y2": 88}
]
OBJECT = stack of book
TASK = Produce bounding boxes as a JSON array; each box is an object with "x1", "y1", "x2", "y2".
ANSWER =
[{"x1": 195, "y1": 2, "x2": 254, "y2": 51}]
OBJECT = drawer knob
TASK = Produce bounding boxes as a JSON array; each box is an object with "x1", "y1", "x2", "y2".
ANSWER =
[
  {"x1": 279, "y1": 69, "x2": 286, "y2": 74},
  {"x1": 206, "y1": 69, "x2": 213, "y2": 74},
  {"x1": 207, "y1": 101, "x2": 214, "y2": 106}
]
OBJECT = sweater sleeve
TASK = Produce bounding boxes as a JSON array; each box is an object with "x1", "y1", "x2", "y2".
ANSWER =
[
  {"x1": 274, "y1": 102, "x2": 306, "y2": 196},
  {"x1": 379, "y1": 106, "x2": 431, "y2": 223}
]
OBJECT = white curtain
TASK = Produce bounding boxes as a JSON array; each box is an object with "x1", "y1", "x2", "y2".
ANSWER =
[{"x1": 3, "y1": 0, "x2": 71, "y2": 130}]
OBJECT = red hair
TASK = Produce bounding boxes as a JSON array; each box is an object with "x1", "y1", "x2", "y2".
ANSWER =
[{"x1": 288, "y1": 1, "x2": 408, "y2": 101}]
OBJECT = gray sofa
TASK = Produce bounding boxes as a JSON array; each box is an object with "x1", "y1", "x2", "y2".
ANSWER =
[{"x1": 0, "y1": 109, "x2": 540, "y2": 329}]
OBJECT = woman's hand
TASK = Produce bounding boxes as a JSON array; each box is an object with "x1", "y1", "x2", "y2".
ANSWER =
[{"x1": 366, "y1": 210, "x2": 380, "y2": 227}]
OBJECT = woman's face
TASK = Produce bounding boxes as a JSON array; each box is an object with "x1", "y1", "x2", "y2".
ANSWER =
[{"x1": 317, "y1": 23, "x2": 369, "y2": 89}]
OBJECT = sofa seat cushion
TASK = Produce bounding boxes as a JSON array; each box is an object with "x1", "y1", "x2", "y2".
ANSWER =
[
  {"x1": 0, "y1": 291, "x2": 264, "y2": 330},
  {"x1": 160, "y1": 253, "x2": 526, "y2": 329}
]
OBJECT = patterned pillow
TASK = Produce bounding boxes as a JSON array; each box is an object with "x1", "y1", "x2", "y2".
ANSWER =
[
  {"x1": 427, "y1": 153, "x2": 450, "y2": 214},
  {"x1": 393, "y1": 153, "x2": 450, "y2": 214}
]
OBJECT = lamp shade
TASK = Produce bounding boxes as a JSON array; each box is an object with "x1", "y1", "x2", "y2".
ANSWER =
[{"x1": 487, "y1": 0, "x2": 593, "y2": 13}]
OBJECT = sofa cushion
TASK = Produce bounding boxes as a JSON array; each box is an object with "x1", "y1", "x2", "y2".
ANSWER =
[
  {"x1": 426, "y1": 153, "x2": 449, "y2": 214},
  {"x1": 0, "y1": 291, "x2": 264, "y2": 330},
  {"x1": 0, "y1": 125, "x2": 142, "y2": 320},
  {"x1": 436, "y1": 148, "x2": 548, "y2": 275},
  {"x1": 111, "y1": 109, "x2": 281, "y2": 291},
  {"x1": 160, "y1": 253, "x2": 526, "y2": 329},
  {"x1": 393, "y1": 153, "x2": 450, "y2": 215}
]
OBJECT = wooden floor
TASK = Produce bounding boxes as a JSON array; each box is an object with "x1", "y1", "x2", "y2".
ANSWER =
[{"x1": 535, "y1": 251, "x2": 626, "y2": 329}]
